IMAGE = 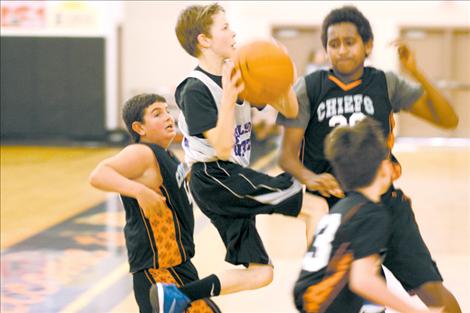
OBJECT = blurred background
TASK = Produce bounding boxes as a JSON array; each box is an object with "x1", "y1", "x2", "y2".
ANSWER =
[{"x1": 1, "y1": 1, "x2": 469, "y2": 313}]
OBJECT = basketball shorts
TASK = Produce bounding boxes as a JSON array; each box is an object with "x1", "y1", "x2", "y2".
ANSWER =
[
  {"x1": 190, "y1": 160, "x2": 303, "y2": 266},
  {"x1": 381, "y1": 187, "x2": 443, "y2": 291},
  {"x1": 133, "y1": 260, "x2": 221, "y2": 313},
  {"x1": 308, "y1": 186, "x2": 443, "y2": 291}
]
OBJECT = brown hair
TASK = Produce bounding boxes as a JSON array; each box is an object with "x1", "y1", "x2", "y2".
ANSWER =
[
  {"x1": 175, "y1": 3, "x2": 224, "y2": 57},
  {"x1": 122, "y1": 93, "x2": 166, "y2": 143},
  {"x1": 324, "y1": 117, "x2": 388, "y2": 191}
]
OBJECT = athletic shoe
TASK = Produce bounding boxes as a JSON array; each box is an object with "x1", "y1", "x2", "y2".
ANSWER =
[{"x1": 149, "y1": 283, "x2": 190, "y2": 313}]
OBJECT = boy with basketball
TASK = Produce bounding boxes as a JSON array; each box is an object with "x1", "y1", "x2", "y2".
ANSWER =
[
  {"x1": 294, "y1": 117, "x2": 442, "y2": 313},
  {"x1": 148, "y1": 3, "x2": 321, "y2": 313},
  {"x1": 278, "y1": 5, "x2": 461, "y2": 313},
  {"x1": 89, "y1": 94, "x2": 220, "y2": 313}
]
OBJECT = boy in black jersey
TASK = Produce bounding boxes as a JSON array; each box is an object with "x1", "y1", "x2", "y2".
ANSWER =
[
  {"x1": 278, "y1": 5, "x2": 461, "y2": 313},
  {"x1": 89, "y1": 94, "x2": 220, "y2": 313},
  {"x1": 148, "y1": 3, "x2": 322, "y2": 313},
  {"x1": 294, "y1": 117, "x2": 441, "y2": 313}
]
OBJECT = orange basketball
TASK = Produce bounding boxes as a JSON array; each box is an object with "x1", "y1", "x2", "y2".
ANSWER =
[{"x1": 233, "y1": 40, "x2": 295, "y2": 106}]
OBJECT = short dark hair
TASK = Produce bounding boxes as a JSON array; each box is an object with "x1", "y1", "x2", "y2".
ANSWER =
[
  {"x1": 324, "y1": 117, "x2": 388, "y2": 191},
  {"x1": 175, "y1": 3, "x2": 225, "y2": 57},
  {"x1": 321, "y1": 6, "x2": 373, "y2": 49},
  {"x1": 122, "y1": 93, "x2": 166, "y2": 143}
]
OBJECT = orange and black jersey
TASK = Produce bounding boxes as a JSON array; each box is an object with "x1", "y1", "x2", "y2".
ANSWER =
[
  {"x1": 293, "y1": 192, "x2": 391, "y2": 313},
  {"x1": 277, "y1": 67, "x2": 423, "y2": 178},
  {"x1": 121, "y1": 143, "x2": 195, "y2": 273}
]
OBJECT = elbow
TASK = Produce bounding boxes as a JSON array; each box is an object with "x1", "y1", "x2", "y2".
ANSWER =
[
  {"x1": 88, "y1": 172, "x2": 98, "y2": 188},
  {"x1": 88, "y1": 166, "x2": 103, "y2": 188},
  {"x1": 441, "y1": 115, "x2": 459, "y2": 129},
  {"x1": 349, "y1": 275, "x2": 366, "y2": 295}
]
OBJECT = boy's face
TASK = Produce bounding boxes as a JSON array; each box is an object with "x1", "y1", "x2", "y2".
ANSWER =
[
  {"x1": 326, "y1": 22, "x2": 372, "y2": 78},
  {"x1": 207, "y1": 11, "x2": 236, "y2": 58},
  {"x1": 139, "y1": 102, "x2": 176, "y2": 148}
]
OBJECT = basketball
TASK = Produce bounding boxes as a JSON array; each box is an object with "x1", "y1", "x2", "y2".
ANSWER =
[{"x1": 233, "y1": 40, "x2": 295, "y2": 105}]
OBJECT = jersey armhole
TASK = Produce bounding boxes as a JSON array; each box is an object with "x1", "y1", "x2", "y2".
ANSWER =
[{"x1": 304, "y1": 71, "x2": 324, "y2": 115}]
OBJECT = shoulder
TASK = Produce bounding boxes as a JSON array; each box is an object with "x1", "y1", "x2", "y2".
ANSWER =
[
  {"x1": 181, "y1": 77, "x2": 211, "y2": 96},
  {"x1": 384, "y1": 70, "x2": 400, "y2": 84},
  {"x1": 356, "y1": 202, "x2": 390, "y2": 225},
  {"x1": 119, "y1": 143, "x2": 156, "y2": 164},
  {"x1": 304, "y1": 69, "x2": 329, "y2": 84},
  {"x1": 175, "y1": 76, "x2": 212, "y2": 107}
]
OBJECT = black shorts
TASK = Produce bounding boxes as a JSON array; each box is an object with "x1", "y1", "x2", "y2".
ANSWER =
[
  {"x1": 190, "y1": 160, "x2": 303, "y2": 266},
  {"x1": 309, "y1": 186, "x2": 443, "y2": 291},
  {"x1": 133, "y1": 261, "x2": 221, "y2": 313},
  {"x1": 381, "y1": 187, "x2": 442, "y2": 291}
]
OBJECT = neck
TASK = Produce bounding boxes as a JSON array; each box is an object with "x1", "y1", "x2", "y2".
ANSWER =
[
  {"x1": 198, "y1": 51, "x2": 226, "y2": 75},
  {"x1": 355, "y1": 184, "x2": 382, "y2": 203},
  {"x1": 333, "y1": 67, "x2": 364, "y2": 83},
  {"x1": 140, "y1": 138, "x2": 171, "y2": 150}
]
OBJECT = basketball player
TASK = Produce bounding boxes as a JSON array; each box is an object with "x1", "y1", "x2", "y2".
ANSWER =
[
  {"x1": 277, "y1": 5, "x2": 461, "y2": 313},
  {"x1": 89, "y1": 94, "x2": 220, "y2": 313},
  {"x1": 148, "y1": 3, "x2": 321, "y2": 313},
  {"x1": 294, "y1": 117, "x2": 442, "y2": 313}
]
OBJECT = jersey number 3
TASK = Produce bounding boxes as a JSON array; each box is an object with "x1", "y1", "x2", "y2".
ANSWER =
[{"x1": 302, "y1": 213, "x2": 342, "y2": 272}]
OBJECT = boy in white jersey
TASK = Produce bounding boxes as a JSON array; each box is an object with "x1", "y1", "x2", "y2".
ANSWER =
[{"x1": 149, "y1": 3, "x2": 321, "y2": 313}]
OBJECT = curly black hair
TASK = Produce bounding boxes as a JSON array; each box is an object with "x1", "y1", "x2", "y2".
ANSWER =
[{"x1": 321, "y1": 6, "x2": 373, "y2": 49}]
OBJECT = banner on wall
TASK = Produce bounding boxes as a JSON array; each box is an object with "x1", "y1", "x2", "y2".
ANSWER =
[
  {"x1": 1, "y1": 1, "x2": 99, "y2": 30},
  {"x1": 50, "y1": 1, "x2": 98, "y2": 29},
  {"x1": 1, "y1": 1, "x2": 46, "y2": 28}
]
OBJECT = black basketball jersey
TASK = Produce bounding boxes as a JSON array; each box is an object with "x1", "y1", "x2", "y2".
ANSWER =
[
  {"x1": 121, "y1": 143, "x2": 195, "y2": 273},
  {"x1": 294, "y1": 192, "x2": 391, "y2": 313},
  {"x1": 302, "y1": 67, "x2": 396, "y2": 176}
]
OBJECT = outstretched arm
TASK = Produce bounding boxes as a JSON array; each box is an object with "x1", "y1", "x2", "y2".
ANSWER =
[
  {"x1": 396, "y1": 41, "x2": 458, "y2": 129},
  {"x1": 279, "y1": 127, "x2": 343, "y2": 198}
]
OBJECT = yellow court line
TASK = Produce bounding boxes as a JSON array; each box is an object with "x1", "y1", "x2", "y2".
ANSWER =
[{"x1": 59, "y1": 262, "x2": 129, "y2": 313}]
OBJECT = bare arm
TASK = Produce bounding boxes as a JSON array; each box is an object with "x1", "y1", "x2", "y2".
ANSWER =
[
  {"x1": 270, "y1": 88, "x2": 299, "y2": 119},
  {"x1": 396, "y1": 42, "x2": 458, "y2": 129},
  {"x1": 350, "y1": 255, "x2": 442, "y2": 313},
  {"x1": 204, "y1": 61, "x2": 244, "y2": 160},
  {"x1": 89, "y1": 144, "x2": 166, "y2": 216},
  {"x1": 270, "y1": 39, "x2": 299, "y2": 119},
  {"x1": 279, "y1": 127, "x2": 343, "y2": 197}
]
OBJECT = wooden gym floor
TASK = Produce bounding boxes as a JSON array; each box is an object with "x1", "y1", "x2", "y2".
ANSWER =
[{"x1": 1, "y1": 139, "x2": 469, "y2": 313}]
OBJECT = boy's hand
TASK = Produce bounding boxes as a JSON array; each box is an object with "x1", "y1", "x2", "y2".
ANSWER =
[
  {"x1": 391, "y1": 40, "x2": 418, "y2": 74},
  {"x1": 136, "y1": 186, "x2": 167, "y2": 218},
  {"x1": 222, "y1": 60, "x2": 244, "y2": 105},
  {"x1": 305, "y1": 173, "x2": 344, "y2": 198}
]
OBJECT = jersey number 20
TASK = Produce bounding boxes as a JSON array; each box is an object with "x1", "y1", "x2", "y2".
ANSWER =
[{"x1": 329, "y1": 112, "x2": 366, "y2": 128}]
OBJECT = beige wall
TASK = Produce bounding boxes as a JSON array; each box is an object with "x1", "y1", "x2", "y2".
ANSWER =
[{"x1": 122, "y1": 1, "x2": 470, "y2": 101}]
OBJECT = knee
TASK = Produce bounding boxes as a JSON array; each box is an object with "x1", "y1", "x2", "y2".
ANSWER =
[
  {"x1": 300, "y1": 194, "x2": 329, "y2": 219},
  {"x1": 416, "y1": 282, "x2": 461, "y2": 313},
  {"x1": 248, "y1": 264, "x2": 273, "y2": 288}
]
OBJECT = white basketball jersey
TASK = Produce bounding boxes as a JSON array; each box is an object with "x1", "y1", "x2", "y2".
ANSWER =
[{"x1": 178, "y1": 70, "x2": 252, "y2": 167}]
